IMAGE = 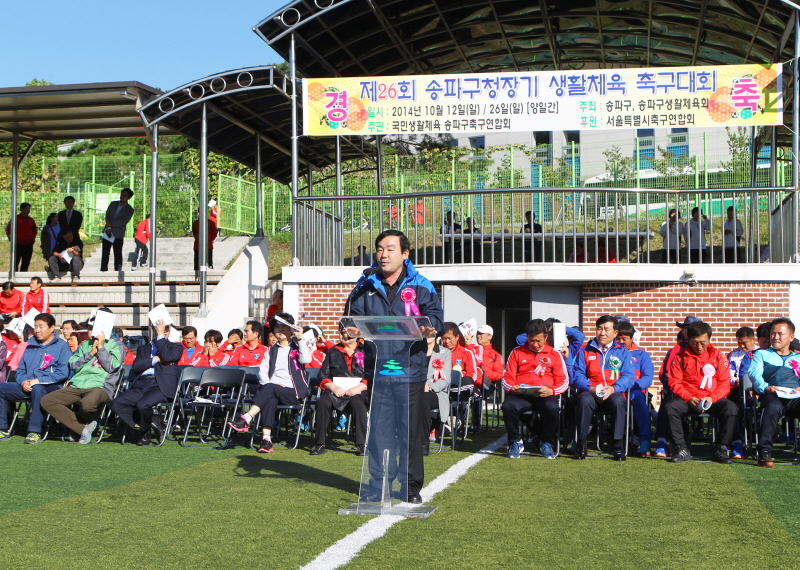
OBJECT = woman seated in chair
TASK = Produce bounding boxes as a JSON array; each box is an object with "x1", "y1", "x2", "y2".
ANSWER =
[
  {"x1": 309, "y1": 325, "x2": 370, "y2": 456},
  {"x1": 423, "y1": 335, "x2": 452, "y2": 450},
  {"x1": 188, "y1": 329, "x2": 232, "y2": 367},
  {"x1": 227, "y1": 312, "x2": 311, "y2": 453},
  {"x1": 439, "y1": 322, "x2": 478, "y2": 430}
]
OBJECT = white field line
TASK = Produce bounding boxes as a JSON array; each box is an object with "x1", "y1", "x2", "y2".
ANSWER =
[{"x1": 299, "y1": 435, "x2": 506, "y2": 570}]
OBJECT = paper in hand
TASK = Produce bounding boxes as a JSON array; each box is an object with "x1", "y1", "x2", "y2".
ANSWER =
[
  {"x1": 552, "y1": 322, "x2": 568, "y2": 352},
  {"x1": 21, "y1": 308, "x2": 40, "y2": 328},
  {"x1": 60, "y1": 248, "x2": 73, "y2": 263},
  {"x1": 458, "y1": 318, "x2": 477, "y2": 340},
  {"x1": 101, "y1": 232, "x2": 115, "y2": 243},
  {"x1": 147, "y1": 304, "x2": 174, "y2": 327},
  {"x1": 332, "y1": 377, "x2": 361, "y2": 391},
  {"x1": 274, "y1": 314, "x2": 301, "y2": 331},
  {"x1": 91, "y1": 310, "x2": 116, "y2": 339},
  {"x1": 7, "y1": 318, "x2": 26, "y2": 336}
]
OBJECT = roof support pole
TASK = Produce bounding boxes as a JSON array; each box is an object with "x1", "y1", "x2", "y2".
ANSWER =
[
  {"x1": 794, "y1": 15, "x2": 799, "y2": 259},
  {"x1": 198, "y1": 103, "x2": 209, "y2": 316},
  {"x1": 148, "y1": 124, "x2": 158, "y2": 313},
  {"x1": 256, "y1": 135, "x2": 264, "y2": 237},
  {"x1": 290, "y1": 33, "x2": 299, "y2": 265},
  {"x1": 336, "y1": 136, "x2": 343, "y2": 265},
  {"x1": 9, "y1": 133, "x2": 18, "y2": 281}
]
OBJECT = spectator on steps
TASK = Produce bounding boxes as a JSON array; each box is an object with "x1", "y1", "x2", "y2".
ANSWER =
[
  {"x1": 192, "y1": 211, "x2": 216, "y2": 272},
  {"x1": 0, "y1": 282, "x2": 24, "y2": 319},
  {"x1": 46, "y1": 231, "x2": 83, "y2": 283},
  {"x1": 23, "y1": 277, "x2": 50, "y2": 316},
  {"x1": 6, "y1": 202, "x2": 37, "y2": 273},
  {"x1": 40, "y1": 213, "x2": 60, "y2": 261},
  {"x1": 132, "y1": 214, "x2": 151, "y2": 271},
  {"x1": 58, "y1": 196, "x2": 82, "y2": 239},
  {"x1": 100, "y1": 188, "x2": 134, "y2": 272}
]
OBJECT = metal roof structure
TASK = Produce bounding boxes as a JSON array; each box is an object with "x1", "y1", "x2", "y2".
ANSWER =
[
  {"x1": 137, "y1": 66, "x2": 376, "y2": 186},
  {"x1": 0, "y1": 81, "x2": 174, "y2": 143}
]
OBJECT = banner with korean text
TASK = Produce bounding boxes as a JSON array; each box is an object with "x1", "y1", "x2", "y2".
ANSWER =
[{"x1": 302, "y1": 64, "x2": 782, "y2": 136}]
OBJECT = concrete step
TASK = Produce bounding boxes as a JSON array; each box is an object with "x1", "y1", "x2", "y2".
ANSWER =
[
  {"x1": 47, "y1": 287, "x2": 212, "y2": 304},
  {"x1": 50, "y1": 303, "x2": 200, "y2": 329},
  {"x1": 7, "y1": 270, "x2": 227, "y2": 284}
]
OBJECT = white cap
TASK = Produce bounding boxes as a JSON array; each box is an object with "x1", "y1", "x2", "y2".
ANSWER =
[{"x1": 477, "y1": 324, "x2": 493, "y2": 335}]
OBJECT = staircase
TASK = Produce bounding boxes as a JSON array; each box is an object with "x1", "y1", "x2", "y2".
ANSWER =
[{"x1": 9, "y1": 236, "x2": 252, "y2": 334}]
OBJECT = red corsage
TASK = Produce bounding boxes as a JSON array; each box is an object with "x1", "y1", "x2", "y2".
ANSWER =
[
  {"x1": 432, "y1": 358, "x2": 446, "y2": 381},
  {"x1": 355, "y1": 352, "x2": 365, "y2": 368}
]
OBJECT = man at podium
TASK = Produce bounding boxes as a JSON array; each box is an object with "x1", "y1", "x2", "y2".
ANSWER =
[{"x1": 346, "y1": 230, "x2": 444, "y2": 504}]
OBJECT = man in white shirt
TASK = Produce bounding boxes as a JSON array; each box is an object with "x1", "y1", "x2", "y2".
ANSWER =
[
  {"x1": 658, "y1": 209, "x2": 684, "y2": 263},
  {"x1": 687, "y1": 207, "x2": 711, "y2": 263},
  {"x1": 723, "y1": 206, "x2": 744, "y2": 263}
]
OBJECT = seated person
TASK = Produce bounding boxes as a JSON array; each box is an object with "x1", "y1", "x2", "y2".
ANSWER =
[
  {"x1": 109, "y1": 320, "x2": 183, "y2": 445},
  {"x1": 46, "y1": 231, "x2": 83, "y2": 282},
  {"x1": 0, "y1": 281, "x2": 23, "y2": 319},
  {"x1": 615, "y1": 321, "x2": 655, "y2": 456},
  {"x1": 439, "y1": 322, "x2": 478, "y2": 424},
  {"x1": 188, "y1": 329, "x2": 232, "y2": 367},
  {"x1": 593, "y1": 239, "x2": 617, "y2": 263},
  {"x1": 309, "y1": 325, "x2": 370, "y2": 456},
  {"x1": 522, "y1": 210, "x2": 544, "y2": 262},
  {"x1": 502, "y1": 319, "x2": 569, "y2": 459},
  {"x1": 568, "y1": 241, "x2": 587, "y2": 263},
  {"x1": 40, "y1": 315, "x2": 122, "y2": 444},
  {"x1": 749, "y1": 318, "x2": 800, "y2": 468},
  {"x1": 572, "y1": 315, "x2": 634, "y2": 461},
  {"x1": 423, "y1": 335, "x2": 453, "y2": 446},
  {"x1": 177, "y1": 326, "x2": 199, "y2": 365},
  {"x1": 0, "y1": 313, "x2": 71, "y2": 443},
  {"x1": 219, "y1": 328, "x2": 243, "y2": 352},
  {"x1": 727, "y1": 326, "x2": 758, "y2": 460},
  {"x1": 662, "y1": 322, "x2": 737, "y2": 464},
  {"x1": 229, "y1": 321, "x2": 268, "y2": 366},
  {"x1": 228, "y1": 312, "x2": 311, "y2": 453},
  {"x1": 302, "y1": 326, "x2": 332, "y2": 369}
]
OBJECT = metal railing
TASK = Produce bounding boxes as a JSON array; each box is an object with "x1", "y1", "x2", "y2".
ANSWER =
[{"x1": 292, "y1": 186, "x2": 798, "y2": 267}]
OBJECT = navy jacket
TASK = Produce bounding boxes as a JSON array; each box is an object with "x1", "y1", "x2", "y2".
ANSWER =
[
  {"x1": 131, "y1": 336, "x2": 184, "y2": 399},
  {"x1": 346, "y1": 260, "x2": 444, "y2": 382}
]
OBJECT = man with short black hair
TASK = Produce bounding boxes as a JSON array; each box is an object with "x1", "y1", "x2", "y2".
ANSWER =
[
  {"x1": 23, "y1": 277, "x2": 50, "y2": 315},
  {"x1": 0, "y1": 313, "x2": 71, "y2": 443},
  {"x1": 178, "y1": 326, "x2": 199, "y2": 365},
  {"x1": 46, "y1": 231, "x2": 83, "y2": 283},
  {"x1": 58, "y1": 196, "x2": 83, "y2": 238},
  {"x1": 616, "y1": 320, "x2": 655, "y2": 456},
  {"x1": 572, "y1": 315, "x2": 634, "y2": 461},
  {"x1": 0, "y1": 282, "x2": 23, "y2": 319},
  {"x1": 727, "y1": 326, "x2": 757, "y2": 459},
  {"x1": 749, "y1": 318, "x2": 800, "y2": 467},
  {"x1": 230, "y1": 320, "x2": 268, "y2": 366},
  {"x1": 502, "y1": 319, "x2": 568, "y2": 459},
  {"x1": 101, "y1": 188, "x2": 134, "y2": 272},
  {"x1": 663, "y1": 322, "x2": 737, "y2": 464}
]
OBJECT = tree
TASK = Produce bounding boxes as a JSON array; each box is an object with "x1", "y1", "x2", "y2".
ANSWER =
[{"x1": 719, "y1": 126, "x2": 753, "y2": 186}]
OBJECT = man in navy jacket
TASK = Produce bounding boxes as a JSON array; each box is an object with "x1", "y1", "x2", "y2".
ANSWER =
[
  {"x1": 572, "y1": 315, "x2": 634, "y2": 461},
  {"x1": 347, "y1": 230, "x2": 443, "y2": 504}
]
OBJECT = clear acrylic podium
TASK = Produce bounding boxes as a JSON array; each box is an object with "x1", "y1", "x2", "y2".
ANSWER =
[{"x1": 338, "y1": 315, "x2": 438, "y2": 517}]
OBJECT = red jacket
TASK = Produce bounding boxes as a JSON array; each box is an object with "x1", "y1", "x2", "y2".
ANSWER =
[
  {"x1": 450, "y1": 344, "x2": 479, "y2": 386},
  {"x1": 0, "y1": 289, "x2": 24, "y2": 316},
  {"x1": 192, "y1": 218, "x2": 217, "y2": 250},
  {"x1": 502, "y1": 343, "x2": 569, "y2": 395},
  {"x1": 178, "y1": 344, "x2": 201, "y2": 366},
  {"x1": 669, "y1": 344, "x2": 731, "y2": 402},
  {"x1": 475, "y1": 343, "x2": 503, "y2": 383},
  {"x1": 319, "y1": 344, "x2": 369, "y2": 389},
  {"x1": 123, "y1": 347, "x2": 135, "y2": 365},
  {"x1": 6, "y1": 214, "x2": 37, "y2": 245},
  {"x1": 3, "y1": 334, "x2": 20, "y2": 363},
  {"x1": 189, "y1": 350, "x2": 233, "y2": 367},
  {"x1": 22, "y1": 289, "x2": 50, "y2": 315},
  {"x1": 229, "y1": 342, "x2": 268, "y2": 366},
  {"x1": 135, "y1": 219, "x2": 150, "y2": 244}
]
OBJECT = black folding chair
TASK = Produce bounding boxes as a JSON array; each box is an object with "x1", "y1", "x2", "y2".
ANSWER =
[
  {"x1": 181, "y1": 367, "x2": 247, "y2": 449},
  {"x1": 434, "y1": 371, "x2": 465, "y2": 453}
]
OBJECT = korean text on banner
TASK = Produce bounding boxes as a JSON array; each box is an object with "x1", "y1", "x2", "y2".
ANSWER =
[{"x1": 302, "y1": 64, "x2": 782, "y2": 136}]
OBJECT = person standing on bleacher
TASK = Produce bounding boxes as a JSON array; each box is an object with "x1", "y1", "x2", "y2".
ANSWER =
[{"x1": 100, "y1": 188, "x2": 134, "y2": 272}]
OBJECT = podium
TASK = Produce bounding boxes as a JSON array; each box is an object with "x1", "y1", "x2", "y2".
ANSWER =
[{"x1": 338, "y1": 315, "x2": 438, "y2": 517}]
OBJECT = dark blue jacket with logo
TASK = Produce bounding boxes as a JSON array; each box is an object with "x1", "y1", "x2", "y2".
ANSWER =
[{"x1": 346, "y1": 259, "x2": 444, "y2": 382}]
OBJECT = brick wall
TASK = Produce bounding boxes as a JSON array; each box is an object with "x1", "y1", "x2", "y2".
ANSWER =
[
  {"x1": 296, "y1": 284, "x2": 353, "y2": 337},
  {"x1": 582, "y1": 282, "x2": 790, "y2": 381}
]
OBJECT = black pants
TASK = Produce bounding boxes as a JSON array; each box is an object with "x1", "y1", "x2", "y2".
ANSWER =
[
  {"x1": 661, "y1": 248, "x2": 679, "y2": 264},
  {"x1": 757, "y1": 392, "x2": 800, "y2": 453},
  {"x1": 575, "y1": 390, "x2": 626, "y2": 442},
  {"x1": 502, "y1": 394, "x2": 560, "y2": 446},
  {"x1": 110, "y1": 375, "x2": 168, "y2": 432},
  {"x1": 101, "y1": 237, "x2": 124, "y2": 271},
  {"x1": 15, "y1": 242, "x2": 33, "y2": 272},
  {"x1": 252, "y1": 383, "x2": 298, "y2": 429},
  {"x1": 724, "y1": 247, "x2": 745, "y2": 263},
  {"x1": 689, "y1": 249, "x2": 708, "y2": 263},
  {"x1": 313, "y1": 390, "x2": 368, "y2": 446},
  {"x1": 366, "y1": 380, "x2": 425, "y2": 495},
  {"x1": 193, "y1": 249, "x2": 214, "y2": 271},
  {"x1": 133, "y1": 239, "x2": 148, "y2": 267},
  {"x1": 663, "y1": 397, "x2": 737, "y2": 448}
]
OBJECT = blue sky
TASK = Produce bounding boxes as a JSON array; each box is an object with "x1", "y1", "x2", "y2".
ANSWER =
[{"x1": 0, "y1": 0, "x2": 290, "y2": 91}]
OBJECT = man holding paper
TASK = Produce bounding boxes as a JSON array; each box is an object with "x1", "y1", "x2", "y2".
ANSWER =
[
  {"x1": 310, "y1": 325, "x2": 370, "y2": 456},
  {"x1": 502, "y1": 319, "x2": 569, "y2": 459},
  {"x1": 100, "y1": 188, "x2": 134, "y2": 272},
  {"x1": 40, "y1": 316, "x2": 122, "y2": 444},
  {"x1": 749, "y1": 318, "x2": 800, "y2": 468},
  {"x1": 663, "y1": 321, "x2": 736, "y2": 464},
  {"x1": 46, "y1": 231, "x2": 83, "y2": 283}
]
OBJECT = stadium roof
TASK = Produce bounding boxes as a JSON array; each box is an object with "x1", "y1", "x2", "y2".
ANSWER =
[{"x1": 0, "y1": 81, "x2": 174, "y2": 142}]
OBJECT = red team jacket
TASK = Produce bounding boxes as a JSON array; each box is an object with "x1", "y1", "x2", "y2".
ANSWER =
[
  {"x1": 502, "y1": 343, "x2": 569, "y2": 395},
  {"x1": 669, "y1": 344, "x2": 731, "y2": 402},
  {"x1": 178, "y1": 343, "x2": 201, "y2": 366},
  {"x1": 470, "y1": 343, "x2": 503, "y2": 384},
  {"x1": 22, "y1": 289, "x2": 50, "y2": 315},
  {"x1": 229, "y1": 342, "x2": 268, "y2": 366},
  {"x1": 450, "y1": 344, "x2": 479, "y2": 387},
  {"x1": 188, "y1": 350, "x2": 233, "y2": 367},
  {"x1": 135, "y1": 219, "x2": 151, "y2": 244},
  {"x1": 0, "y1": 289, "x2": 24, "y2": 316}
]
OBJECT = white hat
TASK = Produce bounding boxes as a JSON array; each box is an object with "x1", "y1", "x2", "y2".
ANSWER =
[{"x1": 477, "y1": 324, "x2": 493, "y2": 335}]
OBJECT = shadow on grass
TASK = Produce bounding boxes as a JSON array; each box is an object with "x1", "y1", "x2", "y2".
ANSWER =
[{"x1": 233, "y1": 455, "x2": 360, "y2": 494}]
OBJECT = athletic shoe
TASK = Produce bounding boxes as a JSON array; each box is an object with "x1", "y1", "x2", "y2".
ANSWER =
[
  {"x1": 0, "y1": 430, "x2": 11, "y2": 441},
  {"x1": 540, "y1": 442, "x2": 556, "y2": 459},
  {"x1": 669, "y1": 446, "x2": 692, "y2": 463},
  {"x1": 613, "y1": 441, "x2": 626, "y2": 461},
  {"x1": 309, "y1": 444, "x2": 325, "y2": 455},
  {"x1": 257, "y1": 438, "x2": 273, "y2": 453},
  {"x1": 227, "y1": 415, "x2": 250, "y2": 433},
  {"x1": 131, "y1": 265, "x2": 137, "y2": 271},
  {"x1": 731, "y1": 441, "x2": 745, "y2": 459},
  {"x1": 336, "y1": 415, "x2": 348, "y2": 431},
  {"x1": 428, "y1": 429, "x2": 437, "y2": 442},
  {"x1": 758, "y1": 450, "x2": 774, "y2": 468},
  {"x1": 507, "y1": 440, "x2": 524, "y2": 459},
  {"x1": 654, "y1": 441, "x2": 668, "y2": 458},
  {"x1": 24, "y1": 433, "x2": 41, "y2": 445},
  {"x1": 711, "y1": 444, "x2": 733, "y2": 465},
  {"x1": 637, "y1": 438, "x2": 651, "y2": 457},
  {"x1": 78, "y1": 421, "x2": 97, "y2": 445}
]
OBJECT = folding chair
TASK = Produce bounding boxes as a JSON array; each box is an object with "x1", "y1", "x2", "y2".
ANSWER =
[
  {"x1": 181, "y1": 367, "x2": 247, "y2": 449},
  {"x1": 273, "y1": 368, "x2": 318, "y2": 450},
  {"x1": 575, "y1": 388, "x2": 631, "y2": 457},
  {"x1": 434, "y1": 371, "x2": 466, "y2": 453},
  {"x1": 520, "y1": 394, "x2": 563, "y2": 458}
]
